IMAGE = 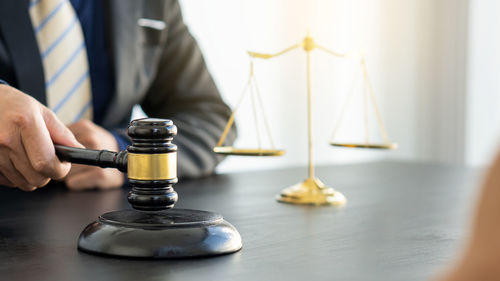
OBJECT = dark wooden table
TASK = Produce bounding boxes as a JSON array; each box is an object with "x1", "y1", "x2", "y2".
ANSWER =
[{"x1": 0, "y1": 161, "x2": 481, "y2": 281}]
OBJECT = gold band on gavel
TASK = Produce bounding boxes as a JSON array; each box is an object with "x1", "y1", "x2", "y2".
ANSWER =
[{"x1": 127, "y1": 152, "x2": 177, "y2": 180}]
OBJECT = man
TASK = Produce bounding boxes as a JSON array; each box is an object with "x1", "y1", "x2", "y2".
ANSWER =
[{"x1": 0, "y1": 0, "x2": 235, "y2": 191}]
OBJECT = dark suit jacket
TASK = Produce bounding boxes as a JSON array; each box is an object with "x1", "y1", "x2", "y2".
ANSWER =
[{"x1": 0, "y1": 0, "x2": 236, "y2": 178}]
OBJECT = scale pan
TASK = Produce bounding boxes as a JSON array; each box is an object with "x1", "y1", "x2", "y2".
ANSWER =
[
  {"x1": 213, "y1": 146, "x2": 285, "y2": 156},
  {"x1": 329, "y1": 142, "x2": 398, "y2": 150}
]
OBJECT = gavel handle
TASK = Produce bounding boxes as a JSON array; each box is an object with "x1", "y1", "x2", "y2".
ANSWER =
[{"x1": 54, "y1": 145, "x2": 127, "y2": 173}]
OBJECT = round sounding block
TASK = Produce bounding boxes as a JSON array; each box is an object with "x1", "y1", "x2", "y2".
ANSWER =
[{"x1": 78, "y1": 209, "x2": 242, "y2": 258}]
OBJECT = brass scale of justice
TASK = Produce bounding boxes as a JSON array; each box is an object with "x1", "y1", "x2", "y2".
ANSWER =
[{"x1": 214, "y1": 32, "x2": 397, "y2": 206}]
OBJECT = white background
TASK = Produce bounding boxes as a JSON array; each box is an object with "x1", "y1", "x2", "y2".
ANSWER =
[{"x1": 170, "y1": 0, "x2": 500, "y2": 173}]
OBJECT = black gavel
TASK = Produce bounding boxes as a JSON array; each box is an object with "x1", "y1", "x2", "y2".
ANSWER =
[
  {"x1": 58, "y1": 118, "x2": 242, "y2": 258},
  {"x1": 55, "y1": 118, "x2": 178, "y2": 211}
]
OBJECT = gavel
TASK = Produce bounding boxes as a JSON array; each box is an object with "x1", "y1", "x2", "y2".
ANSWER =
[
  {"x1": 55, "y1": 118, "x2": 178, "y2": 211},
  {"x1": 55, "y1": 118, "x2": 242, "y2": 258}
]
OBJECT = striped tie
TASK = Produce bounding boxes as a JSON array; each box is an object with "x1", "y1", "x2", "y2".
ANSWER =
[{"x1": 29, "y1": 0, "x2": 93, "y2": 124}]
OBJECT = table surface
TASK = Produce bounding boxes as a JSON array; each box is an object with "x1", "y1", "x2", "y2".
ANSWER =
[{"x1": 0, "y1": 161, "x2": 481, "y2": 281}]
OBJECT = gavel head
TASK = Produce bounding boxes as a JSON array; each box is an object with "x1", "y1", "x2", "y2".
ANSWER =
[{"x1": 125, "y1": 118, "x2": 178, "y2": 211}]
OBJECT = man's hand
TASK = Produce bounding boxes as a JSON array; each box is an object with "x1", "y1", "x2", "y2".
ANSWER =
[
  {"x1": 0, "y1": 84, "x2": 81, "y2": 191},
  {"x1": 64, "y1": 119, "x2": 124, "y2": 190}
]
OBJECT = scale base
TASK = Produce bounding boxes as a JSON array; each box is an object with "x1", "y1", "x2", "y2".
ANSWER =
[
  {"x1": 277, "y1": 177, "x2": 346, "y2": 206},
  {"x1": 77, "y1": 209, "x2": 242, "y2": 258}
]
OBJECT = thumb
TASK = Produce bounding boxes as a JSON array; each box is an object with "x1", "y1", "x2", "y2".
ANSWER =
[{"x1": 42, "y1": 107, "x2": 84, "y2": 148}]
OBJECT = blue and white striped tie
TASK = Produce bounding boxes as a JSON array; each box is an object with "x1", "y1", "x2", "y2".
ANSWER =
[{"x1": 29, "y1": 0, "x2": 93, "y2": 124}]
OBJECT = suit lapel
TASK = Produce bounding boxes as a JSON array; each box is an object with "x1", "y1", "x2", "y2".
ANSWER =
[{"x1": 0, "y1": 0, "x2": 46, "y2": 105}]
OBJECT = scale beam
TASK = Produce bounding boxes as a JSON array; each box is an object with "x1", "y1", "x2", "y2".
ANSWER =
[{"x1": 248, "y1": 43, "x2": 301, "y2": 59}]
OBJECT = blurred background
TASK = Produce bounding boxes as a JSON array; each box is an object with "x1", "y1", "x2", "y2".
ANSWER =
[{"x1": 166, "y1": 0, "x2": 500, "y2": 173}]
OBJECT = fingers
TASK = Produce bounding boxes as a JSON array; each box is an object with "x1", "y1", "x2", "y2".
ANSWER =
[
  {"x1": 67, "y1": 122, "x2": 84, "y2": 142},
  {"x1": 0, "y1": 152, "x2": 36, "y2": 191},
  {"x1": 20, "y1": 110, "x2": 71, "y2": 180},
  {"x1": 42, "y1": 108, "x2": 83, "y2": 148},
  {"x1": 64, "y1": 120, "x2": 124, "y2": 191},
  {"x1": 68, "y1": 119, "x2": 94, "y2": 133},
  {"x1": 65, "y1": 167, "x2": 123, "y2": 191},
  {"x1": 0, "y1": 173, "x2": 15, "y2": 188},
  {"x1": 0, "y1": 87, "x2": 83, "y2": 191},
  {"x1": 67, "y1": 120, "x2": 100, "y2": 149},
  {"x1": 65, "y1": 164, "x2": 91, "y2": 178},
  {"x1": 10, "y1": 142, "x2": 51, "y2": 188},
  {"x1": 65, "y1": 168, "x2": 103, "y2": 190}
]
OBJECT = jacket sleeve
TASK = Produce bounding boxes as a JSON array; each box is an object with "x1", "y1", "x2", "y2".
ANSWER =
[{"x1": 140, "y1": 0, "x2": 236, "y2": 179}]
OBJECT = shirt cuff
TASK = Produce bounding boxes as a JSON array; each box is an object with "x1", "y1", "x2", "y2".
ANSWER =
[
  {"x1": 110, "y1": 130, "x2": 131, "y2": 151},
  {"x1": 0, "y1": 79, "x2": 8, "y2": 85}
]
